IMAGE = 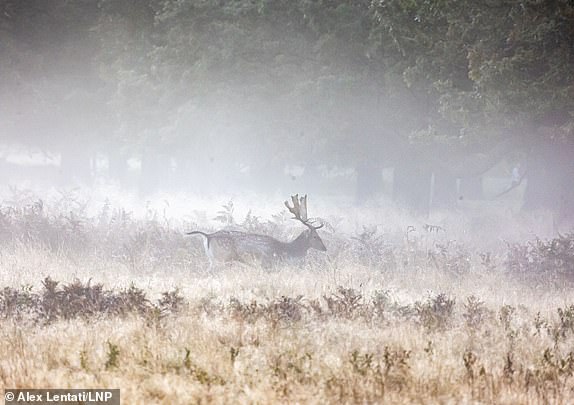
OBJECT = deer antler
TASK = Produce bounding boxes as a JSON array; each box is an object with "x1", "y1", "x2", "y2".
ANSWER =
[
  {"x1": 285, "y1": 194, "x2": 307, "y2": 221},
  {"x1": 284, "y1": 194, "x2": 323, "y2": 230}
]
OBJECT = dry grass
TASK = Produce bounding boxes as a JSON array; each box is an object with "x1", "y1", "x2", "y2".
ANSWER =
[{"x1": 0, "y1": 195, "x2": 573, "y2": 404}]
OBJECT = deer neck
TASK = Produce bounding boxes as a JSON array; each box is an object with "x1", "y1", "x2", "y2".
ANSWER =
[{"x1": 285, "y1": 230, "x2": 311, "y2": 256}]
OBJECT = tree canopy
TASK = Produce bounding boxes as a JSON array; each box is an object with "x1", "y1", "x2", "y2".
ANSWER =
[{"x1": 1, "y1": 0, "x2": 572, "y2": 185}]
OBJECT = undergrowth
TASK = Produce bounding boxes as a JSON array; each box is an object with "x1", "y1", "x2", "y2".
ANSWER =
[{"x1": 1, "y1": 192, "x2": 574, "y2": 403}]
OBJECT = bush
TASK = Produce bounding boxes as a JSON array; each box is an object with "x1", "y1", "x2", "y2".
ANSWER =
[
  {"x1": 505, "y1": 233, "x2": 574, "y2": 284},
  {"x1": 0, "y1": 277, "x2": 183, "y2": 324}
]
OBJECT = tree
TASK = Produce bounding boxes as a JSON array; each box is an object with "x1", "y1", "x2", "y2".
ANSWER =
[
  {"x1": 368, "y1": 0, "x2": 574, "y2": 218},
  {"x1": 2, "y1": 0, "x2": 571, "y2": 222},
  {"x1": 0, "y1": 0, "x2": 108, "y2": 184}
]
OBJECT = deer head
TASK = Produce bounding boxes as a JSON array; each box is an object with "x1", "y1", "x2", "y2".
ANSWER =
[{"x1": 284, "y1": 194, "x2": 326, "y2": 252}]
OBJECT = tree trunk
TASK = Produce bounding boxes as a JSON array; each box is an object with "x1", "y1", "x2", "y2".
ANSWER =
[
  {"x1": 59, "y1": 146, "x2": 92, "y2": 186},
  {"x1": 172, "y1": 157, "x2": 198, "y2": 192},
  {"x1": 0, "y1": 156, "x2": 6, "y2": 186},
  {"x1": 432, "y1": 169, "x2": 457, "y2": 208},
  {"x1": 393, "y1": 162, "x2": 432, "y2": 216},
  {"x1": 523, "y1": 140, "x2": 574, "y2": 229},
  {"x1": 355, "y1": 161, "x2": 382, "y2": 205},
  {"x1": 459, "y1": 177, "x2": 483, "y2": 200},
  {"x1": 139, "y1": 152, "x2": 170, "y2": 196},
  {"x1": 252, "y1": 159, "x2": 286, "y2": 194},
  {"x1": 108, "y1": 151, "x2": 128, "y2": 187},
  {"x1": 299, "y1": 164, "x2": 323, "y2": 194},
  {"x1": 523, "y1": 143, "x2": 560, "y2": 212}
]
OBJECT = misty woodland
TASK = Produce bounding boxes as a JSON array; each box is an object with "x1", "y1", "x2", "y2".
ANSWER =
[{"x1": 1, "y1": 1, "x2": 574, "y2": 404}]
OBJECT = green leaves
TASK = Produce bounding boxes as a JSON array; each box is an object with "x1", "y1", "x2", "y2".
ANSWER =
[{"x1": 2, "y1": 0, "x2": 571, "y2": 168}]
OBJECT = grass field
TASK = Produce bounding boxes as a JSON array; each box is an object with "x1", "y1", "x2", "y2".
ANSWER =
[{"x1": 0, "y1": 194, "x2": 573, "y2": 404}]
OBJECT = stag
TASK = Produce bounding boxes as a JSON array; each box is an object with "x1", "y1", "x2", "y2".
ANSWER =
[{"x1": 186, "y1": 195, "x2": 326, "y2": 267}]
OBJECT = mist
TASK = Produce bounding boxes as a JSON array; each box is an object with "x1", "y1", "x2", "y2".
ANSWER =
[
  {"x1": 1, "y1": 2, "x2": 574, "y2": 402},
  {"x1": 2, "y1": 1, "x2": 573, "y2": 242}
]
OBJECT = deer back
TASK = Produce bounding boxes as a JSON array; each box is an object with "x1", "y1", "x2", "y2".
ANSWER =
[{"x1": 207, "y1": 231, "x2": 284, "y2": 264}]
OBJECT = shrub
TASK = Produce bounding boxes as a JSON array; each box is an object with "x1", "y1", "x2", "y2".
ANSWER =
[
  {"x1": 505, "y1": 233, "x2": 574, "y2": 284},
  {"x1": 0, "y1": 278, "x2": 184, "y2": 324}
]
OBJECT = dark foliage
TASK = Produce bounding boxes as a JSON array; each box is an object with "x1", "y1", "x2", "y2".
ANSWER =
[
  {"x1": 0, "y1": 277, "x2": 184, "y2": 324},
  {"x1": 505, "y1": 233, "x2": 574, "y2": 284}
]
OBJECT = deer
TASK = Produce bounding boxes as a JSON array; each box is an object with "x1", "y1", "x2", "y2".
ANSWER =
[{"x1": 186, "y1": 195, "x2": 326, "y2": 268}]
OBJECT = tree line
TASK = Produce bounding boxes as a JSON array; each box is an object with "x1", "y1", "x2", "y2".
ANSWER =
[{"x1": 0, "y1": 0, "x2": 572, "y2": 219}]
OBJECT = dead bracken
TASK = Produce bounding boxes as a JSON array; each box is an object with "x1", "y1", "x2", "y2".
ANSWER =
[{"x1": 0, "y1": 197, "x2": 573, "y2": 403}]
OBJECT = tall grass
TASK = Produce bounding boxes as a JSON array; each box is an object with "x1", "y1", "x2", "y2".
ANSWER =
[{"x1": 0, "y1": 191, "x2": 573, "y2": 404}]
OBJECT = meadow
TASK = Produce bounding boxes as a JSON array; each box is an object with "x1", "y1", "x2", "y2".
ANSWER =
[{"x1": 0, "y1": 191, "x2": 573, "y2": 404}]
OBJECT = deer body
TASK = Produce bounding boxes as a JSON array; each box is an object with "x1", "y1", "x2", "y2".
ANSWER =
[
  {"x1": 187, "y1": 195, "x2": 326, "y2": 268},
  {"x1": 187, "y1": 228, "x2": 325, "y2": 267}
]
